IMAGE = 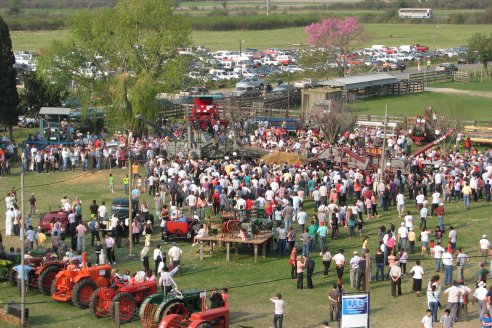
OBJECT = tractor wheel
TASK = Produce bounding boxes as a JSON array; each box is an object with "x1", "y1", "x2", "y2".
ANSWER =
[
  {"x1": 110, "y1": 292, "x2": 136, "y2": 324},
  {"x1": 38, "y1": 265, "x2": 61, "y2": 295},
  {"x1": 72, "y1": 279, "x2": 97, "y2": 308},
  {"x1": 50, "y1": 278, "x2": 59, "y2": 299},
  {"x1": 90, "y1": 287, "x2": 110, "y2": 318},
  {"x1": 9, "y1": 269, "x2": 17, "y2": 286},
  {"x1": 196, "y1": 323, "x2": 213, "y2": 328},
  {"x1": 155, "y1": 300, "x2": 189, "y2": 325}
]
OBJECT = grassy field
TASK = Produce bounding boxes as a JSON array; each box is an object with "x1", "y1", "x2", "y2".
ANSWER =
[
  {"x1": 10, "y1": 24, "x2": 490, "y2": 52},
  {"x1": 0, "y1": 153, "x2": 491, "y2": 327},
  {"x1": 349, "y1": 91, "x2": 492, "y2": 120}
]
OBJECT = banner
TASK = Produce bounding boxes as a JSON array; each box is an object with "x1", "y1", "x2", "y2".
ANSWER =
[{"x1": 341, "y1": 293, "x2": 369, "y2": 328}]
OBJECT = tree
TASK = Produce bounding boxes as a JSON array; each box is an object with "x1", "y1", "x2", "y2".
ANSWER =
[
  {"x1": 304, "y1": 17, "x2": 367, "y2": 77},
  {"x1": 467, "y1": 33, "x2": 492, "y2": 74},
  {"x1": 0, "y1": 15, "x2": 20, "y2": 139},
  {"x1": 38, "y1": 0, "x2": 191, "y2": 131},
  {"x1": 20, "y1": 72, "x2": 67, "y2": 117}
]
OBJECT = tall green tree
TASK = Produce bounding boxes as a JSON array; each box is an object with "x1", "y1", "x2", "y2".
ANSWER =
[
  {"x1": 467, "y1": 33, "x2": 492, "y2": 74},
  {"x1": 0, "y1": 15, "x2": 20, "y2": 139},
  {"x1": 20, "y1": 72, "x2": 67, "y2": 117},
  {"x1": 38, "y1": 0, "x2": 191, "y2": 132}
]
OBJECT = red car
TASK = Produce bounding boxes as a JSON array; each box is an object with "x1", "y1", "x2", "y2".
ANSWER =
[{"x1": 39, "y1": 211, "x2": 69, "y2": 234}]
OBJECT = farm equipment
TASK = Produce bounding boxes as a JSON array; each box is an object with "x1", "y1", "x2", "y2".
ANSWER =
[
  {"x1": 89, "y1": 279, "x2": 157, "y2": 323},
  {"x1": 39, "y1": 210, "x2": 69, "y2": 234},
  {"x1": 158, "y1": 294, "x2": 229, "y2": 328},
  {"x1": 51, "y1": 252, "x2": 112, "y2": 308},
  {"x1": 189, "y1": 95, "x2": 227, "y2": 131},
  {"x1": 139, "y1": 285, "x2": 203, "y2": 328},
  {"x1": 10, "y1": 256, "x2": 67, "y2": 295},
  {"x1": 164, "y1": 218, "x2": 199, "y2": 241}
]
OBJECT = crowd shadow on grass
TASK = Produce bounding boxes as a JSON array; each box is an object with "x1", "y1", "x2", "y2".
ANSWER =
[
  {"x1": 231, "y1": 311, "x2": 269, "y2": 324},
  {"x1": 32, "y1": 312, "x2": 97, "y2": 326}
]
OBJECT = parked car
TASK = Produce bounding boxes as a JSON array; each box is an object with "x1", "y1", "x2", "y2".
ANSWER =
[
  {"x1": 457, "y1": 57, "x2": 476, "y2": 64},
  {"x1": 294, "y1": 78, "x2": 319, "y2": 89},
  {"x1": 18, "y1": 116, "x2": 39, "y2": 128},
  {"x1": 235, "y1": 77, "x2": 265, "y2": 90},
  {"x1": 436, "y1": 63, "x2": 458, "y2": 72},
  {"x1": 271, "y1": 83, "x2": 298, "y2": 94}
]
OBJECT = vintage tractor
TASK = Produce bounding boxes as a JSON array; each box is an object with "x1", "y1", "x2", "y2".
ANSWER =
[
  {"x1": 89, "y1": 278, "x2": 157, "y2": 323},
  {"x1": 189, "y1": 95, "x2": 227, "y2": 131},
  {"x1": 140, "y1": 285, "x2": 203, "y2": 328},
  {"x1": 164, "y1": 218, "x2": 200, "y2": 241},
  {"x1": 10, "y1": 255, "x2": 67, "y2": 295},
  {"x1": 51, "y1": 252, "x2": 112, "y2": 308},
  {"x1": 158, "y1": 295, "x2": 229, "y2": 328}
]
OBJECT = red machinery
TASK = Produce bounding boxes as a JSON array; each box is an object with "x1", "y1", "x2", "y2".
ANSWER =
[
  {"x1": 51, "y1": 252, "x2": 112, "y2": 308},
  {"x1": 158, "y1": 294, "x2": 229, "y2": 328},
  {"x1": 89, "y1": 279, "x2": 157, "y2": 323},
  {"x1": 408, "y1": 128, "x2": 456, "y2": 159},
  {"x1": 189, "y1": 95, "x2": 227, "y2": 131},
  {"x1": 39, "y1": 211, "x2": 69, "y2": 234},
  {"x1": 165, "y1": 218, "x2": 199, "y2": 240},
  {"x1": 11, "y1": 257, "x2": 68, "y2": 295}
]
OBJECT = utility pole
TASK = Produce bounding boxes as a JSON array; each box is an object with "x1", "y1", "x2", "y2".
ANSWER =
[
  {"x1": 20, "y1": 173, "x2": 25, "y2": 327},
  {"x1": 380, "y1": 105, "x2": 388, "y2": 183},
  {"x1": 239, "y1": 40, "x2": 244, "y2": 80},
  {"x1": 128, "y1": 135, "x2": 133, "y2": 257},
  {"x1": 266, "y1": 0, "x2": 270, "y2": 15}
]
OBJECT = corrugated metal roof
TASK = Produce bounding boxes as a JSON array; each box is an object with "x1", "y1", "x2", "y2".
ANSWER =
[
  {"x1": 319, "y1": 73, "x2": 397, "y2": 90},
  {"x1": 39, "y1": 107, "x2": 72, "y2": 115}
]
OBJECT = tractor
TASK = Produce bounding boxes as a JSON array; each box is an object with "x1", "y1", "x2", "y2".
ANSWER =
[
  {"x1": 10, "y1": 255, "x2": 67, "y2": 295},
  {"x1": 51, "y1": 252, "x2": 112, "y2": 308},
  {"x1": 158, "y1": 294, "x2": 229, "y2": 328},
  {"x1": 89, "y1": 278, "x2": 157, "y2": 323},
  {"x1": 139, "y1": 284, "x2": 203, "y2": 328}
]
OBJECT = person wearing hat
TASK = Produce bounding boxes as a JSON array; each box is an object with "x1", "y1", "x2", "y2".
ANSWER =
[
  {"x1": 349, "y1": 251, "x2": 360, "y2": 289},
  {"x1": 473, "y1": 281, "x2": 488, "y2": 318},
  {"x1": 479, "y1": 235, "x2": 491, "y2": 265}
]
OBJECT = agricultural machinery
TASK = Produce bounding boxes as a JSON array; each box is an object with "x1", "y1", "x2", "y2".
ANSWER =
[
  {"x1": 39, "y1": 210, "x2": 69, "y2": 234},
  {"x1": 164, "y1": 218, "x2": 199, "y2": 241},
  {"x1": 51, "y1": 252, "x2": 112, "y2": 308},
  {"x1": 89, "y1": 278, "x2": 157, "y2": 323},
  {"x1": 10, "y1": 255, "x2": 67, "y2": 295},
  {"x1": 139, "y1": 285, "x2": 203, "y2": 328},
  {"x1": 158, "y1": 294, "x2": 229, "y2": 328}
]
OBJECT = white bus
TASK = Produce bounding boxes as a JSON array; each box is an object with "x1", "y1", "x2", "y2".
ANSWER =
[{"x1": 399, "y1": 8, "x2": 433, "y2": 19}]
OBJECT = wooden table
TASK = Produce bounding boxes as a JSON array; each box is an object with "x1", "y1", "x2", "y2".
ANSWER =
[{"x1": 197, "y1": 232, "x2": 273, "y2": 263}]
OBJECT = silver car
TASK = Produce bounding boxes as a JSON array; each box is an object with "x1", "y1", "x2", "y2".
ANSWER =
[{"x1": 235, "y1": 77, "x2": 265, "y2": 90}]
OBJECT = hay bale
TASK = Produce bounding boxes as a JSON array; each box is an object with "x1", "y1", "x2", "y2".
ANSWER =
[{"x1": 260, "y1": 151, "x2": 308, "y2": 165}]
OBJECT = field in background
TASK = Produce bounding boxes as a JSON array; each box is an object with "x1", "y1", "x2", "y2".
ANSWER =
[{"x1": 10, "y1": 24, "x2": 490, "y2": 52}]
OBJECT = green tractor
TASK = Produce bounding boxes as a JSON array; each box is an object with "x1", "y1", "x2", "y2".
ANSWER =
[{"x1": 139, "y1": 286, "x2": 203, "y2": 328}]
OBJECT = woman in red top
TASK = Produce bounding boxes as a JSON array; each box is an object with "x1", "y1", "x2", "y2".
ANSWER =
[{"x1": 212, "y1": 190, "x2": 220, "y2": 215}]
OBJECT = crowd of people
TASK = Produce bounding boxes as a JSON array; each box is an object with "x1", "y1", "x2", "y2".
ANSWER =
[{"x1": 4, "y1": 121, "x2": 492, "y2": 327}]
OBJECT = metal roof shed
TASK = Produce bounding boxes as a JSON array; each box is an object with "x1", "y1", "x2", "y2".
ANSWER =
[
  {"x1": 39, "y1": 107, "x2": 72, "y2": 115},
  {"x1": 319, "y1": 73, "x2": 397, "y2": 90}
]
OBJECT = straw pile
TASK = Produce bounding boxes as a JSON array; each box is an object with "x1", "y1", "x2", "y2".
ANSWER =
[{"x1": 260, "y1": 151, "x2": 308, "y2": 165}]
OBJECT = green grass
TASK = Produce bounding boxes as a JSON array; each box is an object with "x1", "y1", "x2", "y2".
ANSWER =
[
  {"x1": 349, "y1": 92, "x2": 492, "y2": 120},
  {"x1": 432, "y1": 77, "x2": 492, "y2": 92},
  {"x1": 10, "y1": 23, "x2": 490, "y2": 52},
  {"x1": 1, "y1": 157, "x2": 492, "y2": 327}
]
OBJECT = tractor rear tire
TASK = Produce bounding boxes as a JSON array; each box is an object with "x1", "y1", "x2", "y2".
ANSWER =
[
  {"x1": 38, "y1": 265, "x2": 61, "y2": 295},
  {"x1": 196, "y1": 323, "x2": 213, "y2": 328},
  {"x1": 90, "y1": 287, "x2": 110, "y2": 318},
  {"x1": 110, "y1": 292, "x2": 136, "y2": 324},
  {"x1": 72, "y1": 279, "x2": 97, "y2": 308},
  {"x1": 50, "y1": 278, "x2": 59, "y2": 299}
]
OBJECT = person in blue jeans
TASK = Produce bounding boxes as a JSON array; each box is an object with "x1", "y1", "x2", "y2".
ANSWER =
[
  {"x1": 442, "y1": 249, "x2": 454, "y2": 286},
  {"x1": 14, "y1": 264, "x2": 32, "y2": 296},
  {"x1": 427, "y1": 284, "x2": 440, "y2": 322},
  {"x1": 375, "y1": 248, "x2": 385, "y2": 281},
  {"x1": 276, "y1": 225, "x2": 287, "y2": 256}
]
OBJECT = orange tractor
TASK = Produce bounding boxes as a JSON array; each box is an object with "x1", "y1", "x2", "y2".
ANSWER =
[
  {"x1": 51, "y1": 252, "x2": 112, "y2": 308},
  {"x1": 158, "y1": 294, "x2": 229, "y2": 328},
  {"x1": 89, "y1": 277, "x2": 157, "y2": 323}
]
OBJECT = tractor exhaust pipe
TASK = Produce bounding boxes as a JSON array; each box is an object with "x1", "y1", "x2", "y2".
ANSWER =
[{"x1": 82, "y1": 252, "x2": 87, "y2": 269}]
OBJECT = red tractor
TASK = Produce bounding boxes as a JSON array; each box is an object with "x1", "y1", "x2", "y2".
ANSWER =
[
  {"x1": 189, "y1": 95, "x2": 227, "y2": 131},
  {"x1": 51, "y1": 252, "x2": 112, "y2": 308},
  {"x1": 10, "y1": 255, "x2": 68, "y2": 295},
  {"x1": 158, "y1": 295, "x2": 229, "y2": 328},
  {"x1": 39, "y1": 211, "x2": 69, "y2": 234},
  {"x1": 89, "y1": 278, "x2": 157, "y2": 323}
]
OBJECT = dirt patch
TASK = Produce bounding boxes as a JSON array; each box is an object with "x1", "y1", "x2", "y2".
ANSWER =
[
  {"x1": 260, "y1": 151, "x2": 308, "y2": 165},
  {"x1": 427, "y1": 87, "x2": 492, "y2": 98}
]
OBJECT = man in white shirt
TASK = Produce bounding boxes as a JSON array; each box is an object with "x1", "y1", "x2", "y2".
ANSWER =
[
  {"x1": 98, "y1": 202, "x2": 107, "y2": 222},
  {"x1": 396, "y1": 192, "x2": 405, "y2": 217},
  {"x1": 404, "y1": 211, "x2": 413, "y2": 230},
  {"x1": 433, "y1": 242, "x2": 445, "y2": 272},
  {"x1": 270, "y1": 293, "x2": 284, "y2": 328},
  {"x1": 397, "y1": 222, "x2": 408, "y2": 252},
  {"x1": 431, "y1": 191, "x2": 441, "y2": 215},
  {"x1": 474, "y1": 281, "x2": 488, "y2": 318},
  {"x1": 416, "y1": 191, "x2": 425, "y2": 211},
  {"x1": 349, "y1": 251, "x2": 360, "y2": 289},
  {"x1": 421, "y1": 309, "x2": 433, "y2": 328},
  {"x1": 442, "y1": 250, "x2": 454, "y2": 286},
  {"x1": 333, "y1": 249, "x2": 345, "y2": 284},
  {"x1": 443, "y1": 281, "x2": 463, "y2": 322},
  {"x1": 153, "y1": 244, "x2": 164, "y2": 276},
  {"x1": 168, "y1": 242, "x2": 183, "y2": 274},
  {"x1": 186, "y1": 193, "x2": 197, "y2": 216},
  {"x1": 479, "y1": 235, "x2": 491, "y2": 265}
]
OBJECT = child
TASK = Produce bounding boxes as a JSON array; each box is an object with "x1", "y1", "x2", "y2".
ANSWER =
[
  {"x1": 357, "y1": 219, "x2": 364, "y2": 237},
  {"x1": 440, "y1": 309, "x2": 453, "y2": 328},
  {"x1": 109, "y1": 173, "x2": 115, "y2": 193},
  {"x1": 429, "y1": 239, "x2": 436, "y2": 256}
]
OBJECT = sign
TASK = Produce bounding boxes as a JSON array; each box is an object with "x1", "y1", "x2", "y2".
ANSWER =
[{"x1": 341, "y1": 293, "x2": 369, "y2": 328}]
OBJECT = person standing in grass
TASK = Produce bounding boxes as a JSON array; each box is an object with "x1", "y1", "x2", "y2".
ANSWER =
[
  {"x1": 421, "y1": 309, "x2": 433, "y2": 328},
  {"x1": 270, "y1": 293, "x2": 284, "y2": 328},
  {"x1": 410, "y1": 260, "x2": 425, "y2": 297},
  {"x1": 109, "y1": 173, "x2": 115, "y2": 193},
  {"x1": 296, "y1": 255, "x2": 307, "y2": 289}
]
